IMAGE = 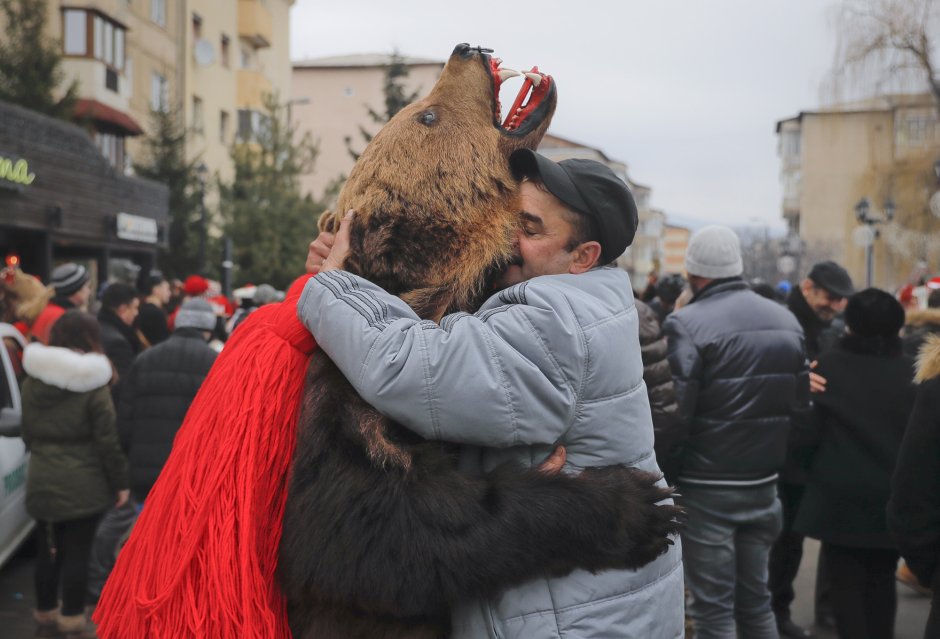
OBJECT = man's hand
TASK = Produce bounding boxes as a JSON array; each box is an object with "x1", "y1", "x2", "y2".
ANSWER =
[
  {"x1": 809, "y1": 360, "x2": 827, "y2": 394},
  {"x1": 305, "y1": 231, "x2": 335, "y2": 274},
  {"x1": 116, "y1": 489, "x2": 130, "y2": 508},
  {"x1": 538, "y1": 445, "x2": 567, "y2": 475},
  {"x1": 319, "y1": 210, "x2": 355, "y2": 273}
]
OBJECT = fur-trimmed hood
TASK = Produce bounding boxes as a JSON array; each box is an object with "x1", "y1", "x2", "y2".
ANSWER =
[
  {"x1": 906, "y1": 307, "x2": 940, "y2": 329},
  {"x1": 915, "y1": 334, "x2": 940, "y2": 383},
  {"x1": 22, "y1": 342, "x2": 112, "y2": 392}
]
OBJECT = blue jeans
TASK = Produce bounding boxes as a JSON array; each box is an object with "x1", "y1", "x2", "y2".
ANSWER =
[{"x1": 679, "y1": 483, "x2": 782, "y2": 639}]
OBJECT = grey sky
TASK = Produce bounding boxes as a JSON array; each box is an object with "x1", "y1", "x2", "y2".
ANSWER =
[{"x1": 290, "y1": 0, "x2": 841, "y2": 231}]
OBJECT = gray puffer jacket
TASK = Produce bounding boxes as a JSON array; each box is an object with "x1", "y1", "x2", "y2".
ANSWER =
[
  {"x1": 299, "y1": 267, "x2": 684, "y2": 639},
  {"x1": 662, "y1": 279, "x2": 811, "y2": 487}
]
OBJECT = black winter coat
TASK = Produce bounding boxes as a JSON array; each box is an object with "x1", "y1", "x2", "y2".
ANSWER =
[
  {"x1": 795, "y1": 335, "x2": 916, "y2": 548},
  {"x1": 117, "y1": 329, "x2": 217, "y2": 500},
  {"x1": 635, "y1": 300, "x2": 680, "y2": 482},
  {"x1": 662, "y1": 279, "x2": 811, "y2": 486},
  {"x1": 99, "y1": 309, "x2": 143, "y2": 405},
  {"x1": 889, "y1": 334, "x2": 940, "y2": 589}
]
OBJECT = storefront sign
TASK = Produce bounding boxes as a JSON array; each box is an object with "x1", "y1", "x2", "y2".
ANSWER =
[
  {"x1": 0, "y1": 153, "x2": 35, "y2": 189},
  {"x1": 116, "y1": 212, "x2": 158, "y2": 243}
]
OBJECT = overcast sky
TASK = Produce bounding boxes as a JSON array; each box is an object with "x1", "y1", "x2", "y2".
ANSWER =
[{"x1": 289, "y1": 0, "x2": 843, "y2": 231}]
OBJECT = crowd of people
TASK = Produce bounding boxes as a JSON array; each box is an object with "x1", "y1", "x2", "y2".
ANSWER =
[
  {"x1": 0, "y1": 264, "x2": 284, "y2": 638},
  {"x1": 0, "y1": 152, "x2": 937, "y2": 639}
]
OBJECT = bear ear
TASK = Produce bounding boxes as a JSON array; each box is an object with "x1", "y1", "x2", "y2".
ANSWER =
[{"x1": 317, "y1": 209, "x2": 338, "y2": 234}]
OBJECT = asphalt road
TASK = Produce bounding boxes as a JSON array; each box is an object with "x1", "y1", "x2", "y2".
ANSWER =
[{"x1": 0, "y1": 533, "x2": 932, "y2": 638}]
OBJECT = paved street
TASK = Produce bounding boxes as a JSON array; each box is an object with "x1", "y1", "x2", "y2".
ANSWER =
[{"x1": 0, "y1": 532, "x2": 932, "y2": 638}]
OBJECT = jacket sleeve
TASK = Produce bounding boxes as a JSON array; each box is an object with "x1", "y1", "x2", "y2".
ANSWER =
[
  {"x1": 89, "y1": 386, "x2": 130, "y2": 493},
  {"x1": 662, "y1": 314, "x2": 702, "y2": 461},
  {"x1": 297, "y1": 270, "x2": 578, "y2": 447},
  {"x1": 888, "y1": 379, "x2": 940, "y2": 588},
  {"x1": 636, "y1": 302, "x2": 680, "y2": 478}
]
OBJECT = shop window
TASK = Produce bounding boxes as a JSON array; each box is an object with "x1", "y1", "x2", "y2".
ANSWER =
[
  {"x1": 192, "y1": 96, "x2": 204, "y2": 134},
  {"x1": 151, "y1": 0, "x2": 166, "y2": 27}
]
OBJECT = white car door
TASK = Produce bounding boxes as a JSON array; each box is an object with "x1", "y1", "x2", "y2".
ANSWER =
[{"x1": 0, "y1": 323, "x2": 33, "y2": 568}]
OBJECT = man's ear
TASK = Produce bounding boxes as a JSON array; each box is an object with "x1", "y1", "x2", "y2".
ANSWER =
[{"x1": 569, "y1": 241, "x2": 603, "y2": 274}]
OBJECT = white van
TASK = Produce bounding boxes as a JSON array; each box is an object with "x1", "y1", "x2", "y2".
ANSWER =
[{"x1": 0, "y1": 323, "x2": 33, "y2": 568}]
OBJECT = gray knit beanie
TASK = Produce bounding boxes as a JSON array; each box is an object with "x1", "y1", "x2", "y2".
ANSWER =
[
  {"x1": 50, "y1": 263, "x2": 90, "y2": 296},
  {"x1": 174, "y1": 298, "x2": 217, "y2": 332},
  {"x1": 685, "y1": 225, "x2": 743, "y2": 279}
]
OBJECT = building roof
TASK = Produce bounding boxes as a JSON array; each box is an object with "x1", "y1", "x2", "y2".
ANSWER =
[
  {"x1": 293, "y1": 53, "x2": 444, "y2": 69},
  {"x1": 775, "y1": 93, "x2": 937, "y2": 133}
]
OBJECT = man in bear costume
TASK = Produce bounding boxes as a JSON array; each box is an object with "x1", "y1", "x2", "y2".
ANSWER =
[{"x1": 96, "y1": 44, "x2": 680, "y2": 638}]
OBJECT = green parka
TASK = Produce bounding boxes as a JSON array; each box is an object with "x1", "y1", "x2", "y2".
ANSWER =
[{"x1": 21, "y1": 342, "x2": 129, "y2": 522}]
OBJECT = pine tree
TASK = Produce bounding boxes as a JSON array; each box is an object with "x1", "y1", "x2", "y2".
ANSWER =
[
  {"x1": 345, "y1": 50, "x2": 421, "y2": 161},
  {"x1": 134, "y1": 108, "x2": 204, "y2": 278},
  {"x1": 0, "y1": 0, "x2": 78, "y2": 120},
  {"x1": 221, "y1": 93, "x2": 327, "y2": 290}
]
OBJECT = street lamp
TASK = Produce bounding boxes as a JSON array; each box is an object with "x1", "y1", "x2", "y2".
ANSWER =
[
  {"x1": 853, "y1": 196, "x2": 895, "y2": 288},
  {"x1": 196, "y1": 162, "x2": 209, "y2": 276}
]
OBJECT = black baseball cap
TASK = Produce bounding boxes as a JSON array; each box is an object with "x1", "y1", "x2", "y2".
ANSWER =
[
  {"x1": 509, "y1": 149, "x2": 638, "y2": 263},
  {"x1": 808, "y1": 261, "x2": 854, "y2": 299}
]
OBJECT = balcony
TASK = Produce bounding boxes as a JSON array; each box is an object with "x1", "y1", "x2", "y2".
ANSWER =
[
  {"x1": 238, "y1": 0, "x2": 272, "y2": 49},
  {"x1": 237, "y1": 69, "x2": 272, "y2": 109}
]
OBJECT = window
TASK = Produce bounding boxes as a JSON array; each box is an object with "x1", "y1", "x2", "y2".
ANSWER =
[
  {"x1": 94, "y1": 132, "x2": 126, "y2": 170},
  {"x1": 151, "y1": 72, "x2": 168, "y2": 112},
  {"x1": 220, "y1": 110, "x2": 230, "y2": 143},
  {"x1": 237, "y1": 109, "x2": 269, "y2": 142},
  {"x1": 240, "y1": 46, "x2": 254, "y2": 70},
  {"x1": 151, "y1": 0, "x2": 166, "y2": 26},
  {"x1": 220, "y1": 35, "x2": 230, "y2": 68},
  {"x1": 192, "y1": 96, "x2": 204, "y2": 134},
  {"x1": 63, "y1": 10, "x2": 87, "y2": 55},
  {"x1": 192, "y1": 13, "x2": 202, "y2": 40},
  {"x1": 64, "y1": 10, "x2": 125, "y2": 70},
  {"x1": 906, "y1": 117, "x2": 936, "y2": 143}
]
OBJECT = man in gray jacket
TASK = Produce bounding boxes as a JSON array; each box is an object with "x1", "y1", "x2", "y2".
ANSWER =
[
  {"x1": 662, "y1": 225, "x2": 810, "y2": 639},
  {"x1": 299, "y1": 149, "x2": 684, "y2": 639}
]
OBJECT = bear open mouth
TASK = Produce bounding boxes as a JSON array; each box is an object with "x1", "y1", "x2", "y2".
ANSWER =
[{"x1": 485, "y1": 55, "x2": 554, "y2": 136}]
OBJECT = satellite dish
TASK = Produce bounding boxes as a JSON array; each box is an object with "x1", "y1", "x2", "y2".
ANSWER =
[{"x1": 194, "y1": 39, "x2": 215, "y2": 66}]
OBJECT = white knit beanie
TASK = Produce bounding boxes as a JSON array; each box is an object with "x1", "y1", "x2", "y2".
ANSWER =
[{"x1": 685, "y1": 225, "x2": 743, "y2": 278}]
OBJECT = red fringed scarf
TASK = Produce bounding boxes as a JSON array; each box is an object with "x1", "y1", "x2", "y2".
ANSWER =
[{"x1": 94, "y1": 275, "x2": 316, "y2": 638}]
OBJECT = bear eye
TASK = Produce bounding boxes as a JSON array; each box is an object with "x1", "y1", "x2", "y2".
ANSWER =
[{"x1": 418, "y1": 110, "x2": 438, "y2": 126}]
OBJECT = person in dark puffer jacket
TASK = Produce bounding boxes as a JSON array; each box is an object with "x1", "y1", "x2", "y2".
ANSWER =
[
  {"x1": 635, "y1": 299, "x2": 680, "y2": 483},
  {"x1": 117, "y1": 299, "x2": 218, "y2": 501},
  {"x1": 889, "y1": 333, "x2": 940, "y2": 639}
]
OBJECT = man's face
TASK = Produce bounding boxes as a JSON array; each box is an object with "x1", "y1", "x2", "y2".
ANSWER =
[
  {"x1": 70, "y1": 281, "x2": 92, "y2": 310},
  {"x1": 117, "y1": 297, "x2": 140, "y2": 326},
  {"x1": 801, "y1": 279, "x2": 845, "y2": 322},
  {"x1": 499, "y1": 182, "x2": 580, "y2": 288},
  {"x1": 153, "y1": 281, "x2": 171, "y2": 305}
]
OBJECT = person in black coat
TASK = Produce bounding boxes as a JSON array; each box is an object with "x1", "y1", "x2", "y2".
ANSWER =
[
  {"x1": 795, "y1": 288, "x2": 917, "y2": 639},
  {"x1": 889, "y1": 333, "x2": 940, "y2": 639},
  {"x1": 117, "y1": 299, "x2": 218, "y2": 501},
  {"x1": 97, "y1": 283, "x2": 143, "y2": 405},
  {"x1": 136, "y1": 271, "x2": 171, "y2": 347}
]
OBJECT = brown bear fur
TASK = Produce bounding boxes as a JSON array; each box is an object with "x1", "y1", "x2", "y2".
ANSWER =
[{"x1": 278, "y1": 44, "x2": 682, "y2": 639}]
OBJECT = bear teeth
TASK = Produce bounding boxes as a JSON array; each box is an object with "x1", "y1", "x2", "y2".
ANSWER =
[
  {"x1": 498, "y1": 68, "x2": 521, "y2": 82},
  {"x1": 524, "y1": 72, "x2": 542, "y2": 87}
]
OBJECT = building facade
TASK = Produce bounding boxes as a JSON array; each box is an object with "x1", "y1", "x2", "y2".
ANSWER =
[
  {"x1": 291, "y1": 54, "x2": 444, "y2": 200},
  {"x1": 0, "y1": 100, "x2": 168, "y2": 285},
  {"x1": 777, "y1": 94, "x2": 940, "y2": 289},
  {"x1": 662, "y1": 224, "x2": 691, "y2": 275}
]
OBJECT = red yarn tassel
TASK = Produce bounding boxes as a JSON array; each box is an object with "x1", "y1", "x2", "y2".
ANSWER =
[{"x1": 95, "y1": 275, "x2": 316, "y2": 638}]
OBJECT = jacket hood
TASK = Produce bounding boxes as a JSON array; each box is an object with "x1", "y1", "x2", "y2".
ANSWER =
[
  {"x1": 905, "y1": 307, "x2": 940, "y2": 329},
  {"x1": 22, "y1": 342, "x2": 112, "y2": 392},
  {"x1": 915, "y1": 333, "x2": 940, "y2": 383}
]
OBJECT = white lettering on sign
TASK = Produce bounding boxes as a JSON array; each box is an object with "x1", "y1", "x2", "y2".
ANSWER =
[{"x1": 116, "y1": 212, "x2": 158, "y2": 243}]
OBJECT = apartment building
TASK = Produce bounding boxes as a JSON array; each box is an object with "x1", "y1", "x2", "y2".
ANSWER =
[
  {"x1": 291, "y1": 54, "x2": 444, "y2": 200},
  {"x1": 776, "y1": 94, "x2": 940, "y2": 289},
  {"x1": 7, "y1": 0, "x2": 293, "y2": 183}
]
